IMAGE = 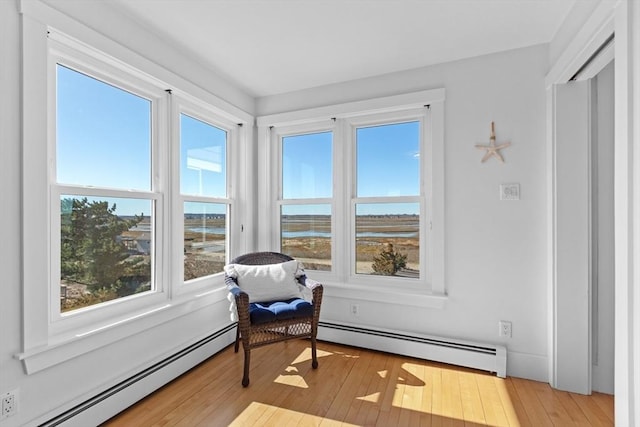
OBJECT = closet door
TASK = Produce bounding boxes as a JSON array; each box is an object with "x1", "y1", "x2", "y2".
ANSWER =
[{"x1": 552, "y1": 79, "x2": 592, "y2": 395}]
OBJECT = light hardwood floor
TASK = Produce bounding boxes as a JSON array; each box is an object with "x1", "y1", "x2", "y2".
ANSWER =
[{"x1": 103, "y1": 340, "x2": 614, "y2": 426}]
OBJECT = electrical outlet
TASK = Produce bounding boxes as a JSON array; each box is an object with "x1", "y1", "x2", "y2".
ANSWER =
[
  {"x1": 499, "y1": 321, "x2": 512, "y2": 338},
  {"x1": 350, "y1": 303, "x2": 359, "y2": 316},
  {"x1": 1, "y1": 389, "x2": 18, "y2": 420}
]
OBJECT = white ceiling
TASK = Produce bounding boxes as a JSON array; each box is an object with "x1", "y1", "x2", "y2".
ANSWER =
[{"x1": 109, "y1": 0, "x2": 576, "y2": 98}]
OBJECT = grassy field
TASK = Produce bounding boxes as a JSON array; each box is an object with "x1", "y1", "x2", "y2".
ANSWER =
[
  {"x1": 62, "y1": 214, "x2": 420, "y2": 311},
  {"x1": 282, "y1": 215, "x2": 419, "y2": 275},
  {"x1": 183, "y1": 217, "x2": 226, "y2": 280}
]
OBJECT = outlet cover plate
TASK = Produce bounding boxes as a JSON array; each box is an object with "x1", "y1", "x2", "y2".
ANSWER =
[
  {"x1": 499, "y1": 320, "x2": 512, "y2": 338},
  {"x1": 1, "y1": 389, "x2": 18, "y2": 420}
]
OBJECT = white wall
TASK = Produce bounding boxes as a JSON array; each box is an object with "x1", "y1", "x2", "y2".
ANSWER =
[
  {"x1": 0, "y1": 0, "x2": 25, "y2": 423},
  {"x1": 258, "y1": 45, "x2": 550, "y2": 381}
]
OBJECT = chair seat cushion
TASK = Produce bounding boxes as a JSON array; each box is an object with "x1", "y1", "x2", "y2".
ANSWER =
[{"x1": 249, "y1": 298, "x2": 313, "y2": 325}]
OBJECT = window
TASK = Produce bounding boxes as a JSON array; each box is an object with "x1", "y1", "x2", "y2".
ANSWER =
[
  {"x1": 258, "y1": 90, "x2": 445, "y2": 295},
  {"x1": 50, "y1": 47, "x2": 240, "y2": 317},
  {"x1": 354, "y1": 121, "x2": 421, "y2": 278},
  {"x1": 29, "y1": 31, "x2": 243, "y2": 340},
  {"x1": 179, "y1": 112, "x2": 232, "y2": 282},
  {"x1": 54, "y1": 63, "x2": 160, "y2": 314},
  {"x1": 20, "y1": 22, "x2": 250, "y2": 372},
  {"x1": 279, "y1": 130, "x2": 333, "y2": 271}
]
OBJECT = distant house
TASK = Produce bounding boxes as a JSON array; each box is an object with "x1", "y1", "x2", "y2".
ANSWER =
[{"x1": 119, "y1": 232, "x2": 152, "y2": 255}]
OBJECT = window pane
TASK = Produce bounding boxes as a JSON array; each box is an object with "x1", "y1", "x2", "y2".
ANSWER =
[
  {"x1": 60, "y1": 196, "x2": 153, "y2": 313},
  {"x1": 180, "y1": 114, "x2": 227, "y2": 198},
  {"x1": 356, "y1": 121, "x2": 420, "y2": 197},
  {"x1": 282, "y1": 132, "x2": 332, "y2": 199},
  {"x1": 355, "y1": 203, "x2": 419, "y2": 277},
  {"x1": 184, "y1": 202, "x2": 226, "y2": 281},
  {"x1": 281, "y1": 204, "x2": 331, "y2": 271},
  {"x1": 56, "y1": 65, "x2": 151, "y2": 190}
]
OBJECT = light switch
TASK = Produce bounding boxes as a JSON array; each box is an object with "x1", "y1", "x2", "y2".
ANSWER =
[{"x1": 500, "y1": 183, "x2": 520, "y2": 200}]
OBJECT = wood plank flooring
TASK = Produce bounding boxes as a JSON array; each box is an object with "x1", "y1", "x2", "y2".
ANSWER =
[{"x1": 103, "y1": 340, "x2": 614, "y2": 426}]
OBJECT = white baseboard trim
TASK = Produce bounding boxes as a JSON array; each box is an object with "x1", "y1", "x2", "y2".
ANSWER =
[
  {"x1": 39, "y1": 324, "x2": 236, "y2": 427},
  {"x1": 505, "y1": 350, "x2": 549, "y2": 382}
]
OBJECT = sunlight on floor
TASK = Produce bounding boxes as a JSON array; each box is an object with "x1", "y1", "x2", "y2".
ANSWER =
[
  {"x1": 289, "y1": 347, "x2": 335, "y2": 365},
  {"x1": 356, "y1": 392, "x2": 381, "y2": 403},
  {"x1": 263, "y1": 347, "x2": 521, "y2": 426},
  {"x1": 274, "y1": 366, "x2": 308, "y2": 388},
  {"x1": 273, "y1": 347, "x2": 337, "y2": 389},
  {"x1": 103, "y1": 341, "x2": 612, "y2": 426},
  {"x1": 383, "y1": 362, "x2": 520, "y2": 426},
  {"x1": 230, "y1": 402, "x2": 331, "y2": 426}
]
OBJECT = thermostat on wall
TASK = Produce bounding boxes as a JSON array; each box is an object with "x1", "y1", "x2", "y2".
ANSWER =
[{"x1": 500, "y1": 183, "x2": 520, "y2": 200}]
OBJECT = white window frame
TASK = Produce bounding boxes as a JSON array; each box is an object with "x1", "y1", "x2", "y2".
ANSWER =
[
  {"x1": 346, "y1": 110, "x2": 428, "y2": 291},
  {"x1": 19, "y1": 7, "x2": 251, "y2": 373},
  {"x1": 46, "y1": 35, "x2": 171, "y2": 338},
  {"x1": 257, "y1": 90, "x2": 446, "y2": 303},
  {"x1": 172, "y1": 96, "x2": 239, "y2": 294},
  {"x1": 272, "y1": 120, "x2": 336, "y2": 271}
]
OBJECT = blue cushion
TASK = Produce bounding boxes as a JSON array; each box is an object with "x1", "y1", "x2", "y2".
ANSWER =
[{"x1": 249, "y1": 298, "x2": 313, "y2": 325}]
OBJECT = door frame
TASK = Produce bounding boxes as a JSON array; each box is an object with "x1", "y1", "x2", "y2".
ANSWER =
[{"x1": 545, "y1": 0, "x2": 640, "y2": 423}]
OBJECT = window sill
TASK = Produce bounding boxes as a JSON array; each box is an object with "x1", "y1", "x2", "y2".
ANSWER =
[
  {"x1": 16, "y1": 285, "x2": 229, "y2": 375},
  {"x1": 321, "y1": 281, "x2": 447, "y2": 309}
]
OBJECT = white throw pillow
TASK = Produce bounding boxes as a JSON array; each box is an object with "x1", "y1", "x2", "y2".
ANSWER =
[{"x1": 224, "y1": 260, "x2": 303, "y2": 303}]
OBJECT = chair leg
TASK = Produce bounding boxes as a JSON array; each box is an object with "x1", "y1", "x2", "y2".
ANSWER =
[
  {"x1": 242, "y1": 349, "x2": 251, "y2": 387},
  {"x1": 234, "y1": 324, "x2": 240, "y2": 353},
  {"x1": 311, "y1": 336, "x2": 319, "y2": 369}
]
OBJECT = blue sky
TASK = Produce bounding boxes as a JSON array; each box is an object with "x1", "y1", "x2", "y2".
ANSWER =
[
  {"x1": 282, "y1": 131, "x2": 333, "y2": 199},
  {"x1": 56, "y1": 65, "x2": 151, "y2": 192},
  {"x1": 57, "y1": 65, "x2": 420, "y2": 218},
  {"x1": 180, "y1": 113, "x2": 226, "y2": 199},
  {"x1": 356, "y1": 122, "x2": 420, "y2": 198},
  {"x1": 57, "y1": 65, "x2": 227, "y2": 216},
  {"x1": 57, "y1": 65, "x2": 151, "y2": 216},
  {"x1": 282, "y1": 122, "x2": 420, "y2": 215}
]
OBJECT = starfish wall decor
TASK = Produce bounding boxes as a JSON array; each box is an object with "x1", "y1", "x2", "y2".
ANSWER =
[{"x1": 475, "y1": 122, "x2": 511, "y2": 163}]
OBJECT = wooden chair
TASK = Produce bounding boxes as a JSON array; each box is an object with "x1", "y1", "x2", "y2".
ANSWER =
[{"x1": 225, "y1": 252, "x2": 323, "y2": 387}]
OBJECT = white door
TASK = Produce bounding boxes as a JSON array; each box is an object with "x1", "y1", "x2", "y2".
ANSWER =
[
  {"x1": 591, "y1": 61, "x2": 615, "y2": 394},
  {"x1": 552, "y1": 79, "x2": 592, "y2": 395}
]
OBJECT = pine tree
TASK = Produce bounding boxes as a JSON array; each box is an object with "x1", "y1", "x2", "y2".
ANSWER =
[{"x1": 60, "y1": 197, "x2": 144, "y2": 293}]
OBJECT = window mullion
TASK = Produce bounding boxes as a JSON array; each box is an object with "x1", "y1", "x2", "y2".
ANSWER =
[
  {"x1": 54, "y1": 185, "x2": 160, "y2": 200},
  {"x1": 279, "y1": 198, "x2": 333, "y2": 205}
]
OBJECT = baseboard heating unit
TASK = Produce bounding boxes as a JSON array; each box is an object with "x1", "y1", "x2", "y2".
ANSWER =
[
  {"x1": 318, "y1": 321, "x2": 507, "y2": 378},
  {"x1": 38, "y1": 324, "x2": 236, "y2": 427}
]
